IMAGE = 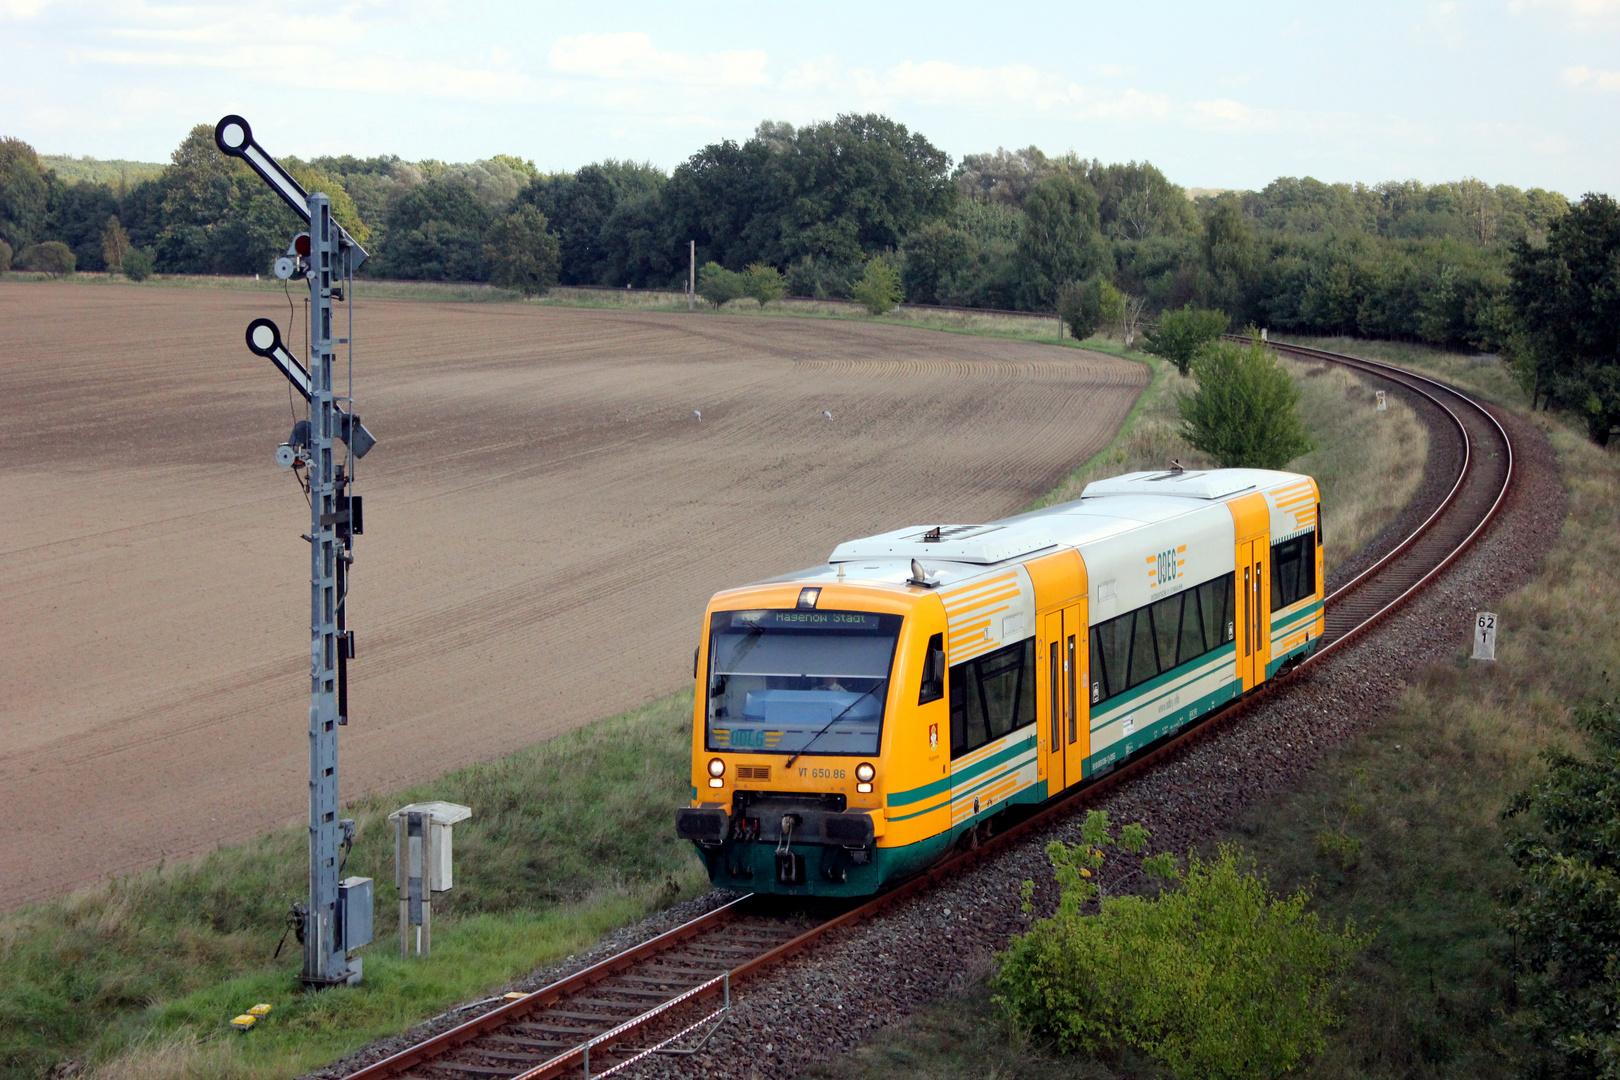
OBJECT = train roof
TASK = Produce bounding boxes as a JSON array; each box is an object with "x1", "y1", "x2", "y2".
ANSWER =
[
  {"x1": 828, "y1": 468, "x2": 1300, "y2": 565},
  {"x1": 759, "y1": 468, "x2": 1312, "y2": 593}
]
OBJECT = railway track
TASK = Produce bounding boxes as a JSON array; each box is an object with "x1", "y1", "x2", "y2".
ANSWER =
[{"x1": 341, "y1": 344, "x2": 1514, "y2": 1080}]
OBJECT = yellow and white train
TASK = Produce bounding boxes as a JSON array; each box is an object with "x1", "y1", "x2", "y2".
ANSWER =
[{"x1": 675, "y1": 467, "x2": 1324, "y2": 896}]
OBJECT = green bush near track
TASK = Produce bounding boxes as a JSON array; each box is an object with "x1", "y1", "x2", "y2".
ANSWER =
[{"x1": 995, "y1": 813, "x2": 1367, "y2": 1080}]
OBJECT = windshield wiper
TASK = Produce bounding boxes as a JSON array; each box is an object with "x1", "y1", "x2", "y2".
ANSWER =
[{"x1": 784, "y1": 682, "x2": 884, "y2": 769}]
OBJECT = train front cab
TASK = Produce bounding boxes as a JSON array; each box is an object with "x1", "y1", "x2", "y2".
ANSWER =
[{"x1": 676, "y1": 580, "x2": 953, "y2": 897}]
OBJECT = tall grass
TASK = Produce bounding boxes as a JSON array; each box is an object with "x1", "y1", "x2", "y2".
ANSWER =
[{"x1": 0, "y1": 694, "x2": 704, "y2": 1080}]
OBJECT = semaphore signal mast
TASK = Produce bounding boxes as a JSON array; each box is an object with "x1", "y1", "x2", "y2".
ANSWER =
[{"x1": 215, "y1": 114, "x2": 378, "y2": 987}]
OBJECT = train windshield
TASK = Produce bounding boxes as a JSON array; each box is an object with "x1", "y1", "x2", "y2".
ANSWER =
[{"x1": 705, "y1": 609, "x2": 902, "y2": 756}]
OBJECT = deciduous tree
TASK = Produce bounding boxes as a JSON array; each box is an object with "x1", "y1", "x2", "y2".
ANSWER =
[
  {"x1": 1145, "y1": 305, "x2": 1230, "y2": 375},
  {"x1": 1179, "y1": 335, "x2": 1313, "y2": 468},
  {"x1": 0, "y1": 136, "x2": 49, "y2": 252},
  {"x1": 19, "y1": 240, "x2": 75, "y2": 276},
  {"x1": 850, "y1": 256, "x2": 903, "y2": 315},
  {"x1": 742, "y1": 263, "x2": 784, "y2": 305},
  {"x1": 121, "y1": 246, "x2": 153, "y2": 281},
  {"x1": 1507, "y1": 192, "x2": 1620, "y2": 443},
  {"x1": 696, "y1": 261, "x2": 746, "y2": 307},
  {"x1": 1056, "y1": 275, "x2": 1122, "y2": 340},
  {"x1": 1016, "y1": 172, "x2": 1110, "y2": 310},
  {"x1": 100, "y1": 215, "x2": 130, "y2": 272},
  {"x1": 484, "y1": 204, "x2": 560, "y2": 296},
  {"x1": 1503, "y1": 702, "x2": 1620, "y2": 1076}
]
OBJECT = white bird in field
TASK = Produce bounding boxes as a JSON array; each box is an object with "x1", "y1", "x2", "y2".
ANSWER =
[
  {"x1": 694, "y1": 410, "x2": 701, "y2": 422},
  {"x1": 823, "y1": 410, "x2": 833, "y2": 421}
]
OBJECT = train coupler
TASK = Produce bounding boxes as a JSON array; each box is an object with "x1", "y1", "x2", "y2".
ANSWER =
[{"x1": 774, "y1": 815, "x2": 804, "y2": 884}]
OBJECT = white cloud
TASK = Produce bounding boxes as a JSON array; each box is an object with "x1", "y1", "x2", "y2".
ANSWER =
[
  {"x1": 1564, "y1": 64, "x2": 1620, "y2": 89},
  {"x1": 1510, "y1": 0, "x2": 1620, "y2": 21},
  {"x1": 780, "y1": 57, "x2": 1167, "y2": 123},
  {"x1": 0, "y1": 0, "x2": 54, "y2": 16},
  {"x1": 548, "y1": 33, "x2": 768, "y2": 87},
  {"x1": 1188, "y1": 99, "x2": 1278, "y2": 132}
]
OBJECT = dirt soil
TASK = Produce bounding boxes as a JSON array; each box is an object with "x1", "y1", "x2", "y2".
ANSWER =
[{"x1": 0, "y1": 282, "x2": 1146, "y2": 912}]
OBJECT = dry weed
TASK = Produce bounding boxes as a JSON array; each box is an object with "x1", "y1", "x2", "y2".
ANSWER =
[{"x1": 82, "y1": 1031, "x2": 250, "y2": 1080}]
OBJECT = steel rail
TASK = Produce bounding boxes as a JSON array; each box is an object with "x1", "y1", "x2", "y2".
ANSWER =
[
  {"x1": 342, "y1": 345, "x2": 1514, "y2": 1080},
  {"x1": 1261, "y1": 340, "x2": 1514, "y2": 661}
]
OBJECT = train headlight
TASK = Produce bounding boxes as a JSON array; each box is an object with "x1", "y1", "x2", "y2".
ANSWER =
[
  {"x1": 707, "y1": 758, "x2": 726, "y2": 787},
  {"x1": 855, "y1": 761, "x2": 875, "y2": 791}
]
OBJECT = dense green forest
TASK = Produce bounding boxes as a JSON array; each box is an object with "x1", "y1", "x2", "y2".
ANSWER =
[
  {"x1": 0, "y1": 117, "x2": 1565, "y2": 341},
  {"x1": 4, "y1": 116, "x2": 1616, "y2": 438}
]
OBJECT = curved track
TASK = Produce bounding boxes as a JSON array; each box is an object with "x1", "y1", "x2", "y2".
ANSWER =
[{"x1": 341, "y1": 343, "x2": 1515, "y2": 1080}]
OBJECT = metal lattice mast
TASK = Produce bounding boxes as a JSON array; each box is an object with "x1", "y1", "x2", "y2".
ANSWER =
[
  {"x1": 304, "y1": 191, "x2": 348, "y2": 986},
  {"x1": 217, "y1": 115, "x2": 376, "y2": 988}
]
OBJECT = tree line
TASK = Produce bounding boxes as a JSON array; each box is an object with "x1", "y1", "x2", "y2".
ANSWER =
[{"x1": 3, "y1": 117, "x2": 1616, "y2": 442}]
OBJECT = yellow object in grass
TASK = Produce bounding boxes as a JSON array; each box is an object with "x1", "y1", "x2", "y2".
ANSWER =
[
  {"x1": 248, "y1": 1003, "x2": 273, "y2": 1017},
  {"x1": 230, "y1": 1014, "x2": 257, "y2": 1031}
]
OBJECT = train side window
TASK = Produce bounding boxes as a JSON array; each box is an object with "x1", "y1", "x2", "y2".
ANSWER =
[
  {"x1": 918, "y1": 633, "x2": 945, "y2": 704},
  {"x1": 949, "y1": 639, "x2": 1035, "y2": 759},
  {"x1": 948, "y1": 659, "x2": 980, "y2": 756},
  {"x1": 1270, "y1": 535, "x2": 1315, "y2": 611},
  {"x1": 1088, "y1": 571, "x2": 1234, "y2": 708},
  {"x1": 1316, "y1": 503, "x2": 1323, "y2": 548},
  {"x1": 1049, "y1": 640, "x2": 1061, "y2": 746},
  {"x1": 1093, "y1": 619, "x2": 1130, "y2": 702},
  {"x1": 1198, "y1": 573, "x2": 1234, "y2": 646},
  {"x1": 1176, "y1": 588, "x2": 1206, "y2": 666},
  {"x1": 1126, "y1": 609, "x2": 1160, "y2": 689},
  {"x1": 980, "y1": 640, "x2": 1030, "y2": 742},
  {"x1": 1088, "y1": 626, "x2": 1105, "y2": 703},
  {"x1": 1066, "y1": 635, "x2": 1077, "y2": 743},
  {"x1": 1151, "y1": 593, "x2": 1182, "y2": 673}
]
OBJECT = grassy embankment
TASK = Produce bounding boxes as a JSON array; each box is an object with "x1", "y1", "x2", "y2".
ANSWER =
[
  {"x1": 0, "y1": 283, "x2": 1422, "y2": 1080},
  {"x1": 810, "y1": 341, "x2": 1615, "y2": 1080},
  {"x1": 0, "y1": 697, "x2": 706, "y2": 1080}
]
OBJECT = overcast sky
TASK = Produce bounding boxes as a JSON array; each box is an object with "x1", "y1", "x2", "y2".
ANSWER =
[{"x1": 3, "y1": 0, "x2": 1617, "y2": 195}]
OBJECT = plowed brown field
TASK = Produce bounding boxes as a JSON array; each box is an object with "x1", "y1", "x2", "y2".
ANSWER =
[{"x1": 0, "y1": 282, "x2": 1146, "y2": 911}]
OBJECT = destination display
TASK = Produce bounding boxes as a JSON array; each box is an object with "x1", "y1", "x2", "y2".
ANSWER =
[{"x1": 727, "y1": 610, "x2": 885, "y2": 631}]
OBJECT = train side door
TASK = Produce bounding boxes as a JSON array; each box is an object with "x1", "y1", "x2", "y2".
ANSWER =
[
  {"x1": 1235, "y1": 538, "x2": 1268, "y2": 691},
  {"x1": 1026, "y1": 548, "x2": 1087, "y2": 796},
  {"x1": 1042, "y1": 611, "x2": 1066, "y2": 793},
  {"x1": 1253, "y1": 543, "x2": 1271, "y2": 680},
  {"x1": 1061, "y1": 603, "x2": 1088, "y2": 784}
]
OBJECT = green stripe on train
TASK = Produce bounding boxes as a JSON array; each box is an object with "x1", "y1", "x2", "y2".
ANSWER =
[
  {"x1": 1083, "y1": 678, "x2": 1243, "y2": 776},
  {"x1": 888, "y1": 733, "x2": 1037, "y2": 807},
  {"x1": 1090, "y1": 643, "x2": 1237, "y2": 729}
]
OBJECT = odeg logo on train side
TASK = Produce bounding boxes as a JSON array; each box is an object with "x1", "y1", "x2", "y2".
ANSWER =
[{"x1": 1148, "y1": 544, "x2": 1186, "y2": 589}]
